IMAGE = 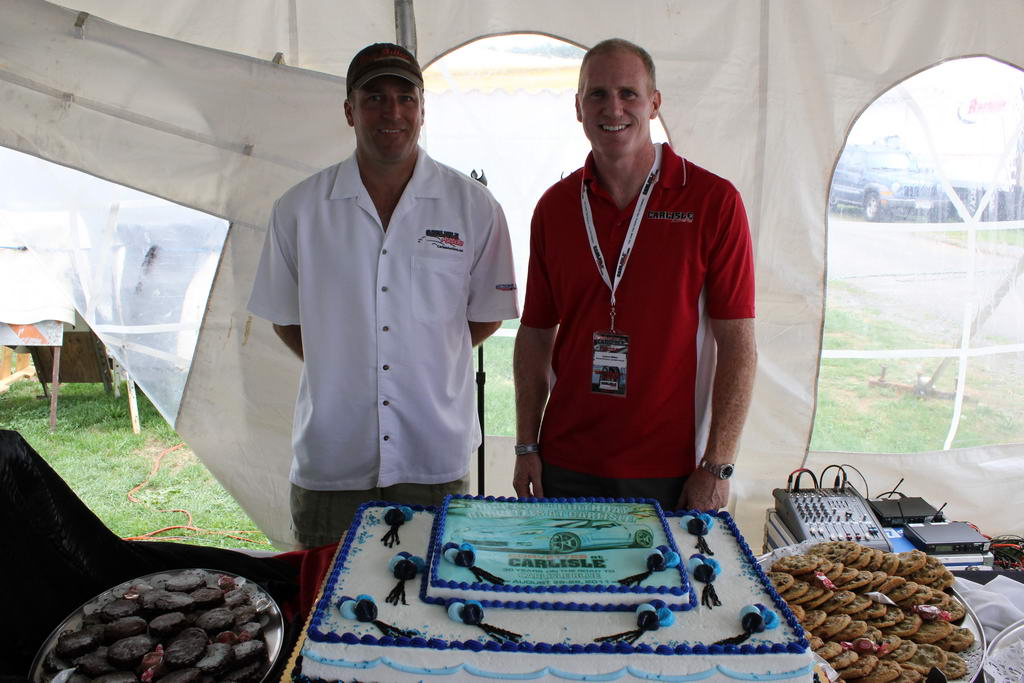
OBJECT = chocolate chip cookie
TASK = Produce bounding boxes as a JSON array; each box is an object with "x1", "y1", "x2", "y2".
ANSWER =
[
  {"x1": 940, "y1": 652, "x2": 968, "y2": 680},
  {"x1": 834, "y1": 566, "x2": 863, "y2": 587},
  {"x1": 908, "y1": 619, "x2": 953, "y2": 645},
  {"x1": 809, "y1": 541, "x2": 862, "y2": 563},
  {"x1": 815, "y1": 640, "x2": 843, "y2": 660},
  {"x1": 790, "y1": 584, "x2": 828, "y2": 605},
  {"x1": 837, "y1": 594, "x2": 874, "y2": 615},
  {"x1": 935, "y1": 627, "x2": 974, "y2": 653},
  {"x1": 861, "y1": 600, "x2": 889, "y2": 620},
  {"x1": 819, "y1": 590, "x2": 858, "y2": 613},
  {"x1": 853, "y1": 658, "x2": 902, "y2": 683},
  {"x1": 829, "y1": 648, "x2": 860, "y2": 670},
  {"x1": 876, "y1": 575, "x2": 907, "y2": 595},
  {"x1": 886, "y1": 581, "x2": 921, "y2": 603},
  {"x1": 867, "y1": 570, "x2": 892, "y2": 592},
  {"x1": 884, "y1": 611, "x2": 923, "y2": 638},
  {"x1": 842, "y1": 570, "x2": 876, "y2": 592},
  {"x1": 882, "y1": 638, "x2": 918, "y2": 663},
  {"x1": 835, "y1": 619, "x2": 870, "y2": 641},
  {"x1": 879, "y1": 553, "x2": 900, "y2": 576},
  {"x1": 781, "y1": 580, "x2": 811, "y2": 602},
  {"x1": 867, "y1": 605, "x2": 905, "y2": 629},
  {"x1": 814, "y1": 613, "x2": 854, "y2": 639},
  {"x1": 804, "y1": 588, "x2": 837, "y2": 609},
  {"x1": 892, "y1": 666, "x2": 924, "y2": 683},
  {"x1": 902, "y1": 643, "x2": 948, "y2": 674},
  {"x1": 944, "y1": 598, "x2": 966, "y2": 623},
  {"x1": 772, "y1": 554, "x2": 823, "y2": 576},
  {"x1": 894, "y1": 551, "x2": 928, "y2": 577},
  {"x1": 800, "y1": 609, "x2": 828, "y2": 631},
  {"x1": 770, "y1": 571, "x2": 796, "y2": 593},
  {"x1": 838, "y1": 653, "x2": 879, "y2": 679}
]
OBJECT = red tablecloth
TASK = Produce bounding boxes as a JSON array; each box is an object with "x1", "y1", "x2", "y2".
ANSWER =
[{"x1": 272, "y1": 542, "x2": 341, "y2": 623}]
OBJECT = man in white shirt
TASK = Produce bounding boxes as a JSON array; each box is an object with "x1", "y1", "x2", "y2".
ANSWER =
[{"x1": 249, "y1": 43, "x2": 519, "y2": 548}]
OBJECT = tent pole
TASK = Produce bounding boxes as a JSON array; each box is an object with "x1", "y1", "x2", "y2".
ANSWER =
[
  {"x1": 477, "y1": 345, "x2": 485, "y2": 495},
  {"x1": 394, "y1": 0, "x2": 417, "y2": 56}
]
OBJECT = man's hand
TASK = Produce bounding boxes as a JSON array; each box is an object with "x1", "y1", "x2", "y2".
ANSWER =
[
  {"x1": 273, "y1": 323, "x2": 304, "y2": 360},
  {"x1": 513, "y1": 453, "x2": 544, "y2": 498},
  {"x1": 469, "y1": 320, "x2": 502, "y2": 347},
  {"x1": 676, "y1": 469, "x2": 729, "y2": 511}
]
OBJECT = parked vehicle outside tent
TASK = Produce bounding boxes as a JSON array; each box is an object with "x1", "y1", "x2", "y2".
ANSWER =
[{"x1": 829, "y1": 144, "x2": 948, "y2": 221}]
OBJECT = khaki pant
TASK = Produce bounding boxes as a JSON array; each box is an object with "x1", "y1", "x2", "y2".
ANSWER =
[{"x1": 289, "y1": 476, "x2": 469, "y2": 549}]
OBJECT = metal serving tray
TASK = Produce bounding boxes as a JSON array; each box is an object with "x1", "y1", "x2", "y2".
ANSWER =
[
  {"x1": 759, "y1": 543, "x2": 987, "y2": 682},
  {"x1": 984, "y1": 616, "x2": 1024, "y2": 683},
  {"x1": 29, "y1": 567, "x2": 283, "y2": 682}
]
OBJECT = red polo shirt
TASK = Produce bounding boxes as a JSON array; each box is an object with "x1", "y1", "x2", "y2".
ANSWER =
[{"x1": 522, "y1": 144, "x2": 754, "y2": 479}]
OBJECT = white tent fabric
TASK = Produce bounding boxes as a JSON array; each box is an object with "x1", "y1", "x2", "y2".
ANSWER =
[
  {"x1": 0, "y1": 227, "x2": 75, "y2": 327},
  {"x1": 1, "y1": 0, "x2": 1021, "y2": 548}
]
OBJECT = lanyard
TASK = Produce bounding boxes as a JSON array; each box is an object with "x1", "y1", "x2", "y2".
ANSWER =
[{"x1": 580, "y1": 142, "x2": 663, "y2": 331}]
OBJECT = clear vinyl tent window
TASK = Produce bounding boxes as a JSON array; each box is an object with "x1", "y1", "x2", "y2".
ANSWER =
[
  {"x1": 0, "y1": 147, "x2": 229, "y2": 427},
  {"x1": 419, "y1": 34, "x2": 669, "y2": 437},
  {"x1": 813, "y1": 56, "x2": 1024, "y2": 453}
]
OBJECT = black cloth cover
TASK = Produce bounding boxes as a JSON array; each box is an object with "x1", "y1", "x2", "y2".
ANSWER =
[{"x1": 0, "y1": 429, "x2": 298, "y2": 677}]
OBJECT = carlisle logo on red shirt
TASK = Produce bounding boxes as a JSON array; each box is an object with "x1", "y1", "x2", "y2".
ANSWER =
[
  {"x1": 419, "y1": 229, "x2": 465, "y2": 252},
  {"x1": 647, "y1": 210, "x2": 695, "y2": 222}
]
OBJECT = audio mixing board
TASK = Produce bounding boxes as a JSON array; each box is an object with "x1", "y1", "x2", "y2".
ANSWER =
[{"x1": 772, "y1": 486, "x2": 892, "y2": 551}]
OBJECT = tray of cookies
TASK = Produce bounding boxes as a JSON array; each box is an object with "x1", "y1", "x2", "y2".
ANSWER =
[
  {"x1": 29, "y1": 567, "x2": 283, "y2": 682},
  {"x1": 760, "y1": 540, "x2": 985, "y2": 682}
]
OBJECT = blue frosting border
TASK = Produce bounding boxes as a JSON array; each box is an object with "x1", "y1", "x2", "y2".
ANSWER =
[
  {"x1": 422, "y1": 495, "x2": 697, "y2": 613},
  {"x1": 306, "y1": 498, "x2": 809, "y2": 658}
]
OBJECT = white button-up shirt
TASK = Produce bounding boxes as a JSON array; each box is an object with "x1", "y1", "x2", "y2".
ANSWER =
[{"x1": 249, "y1": 149, "x2": 519, "y2": 490}]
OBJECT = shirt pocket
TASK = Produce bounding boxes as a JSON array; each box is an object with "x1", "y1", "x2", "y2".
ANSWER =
[{"x1": 412, "y1": 255, "x2": 466, "y2": 323}]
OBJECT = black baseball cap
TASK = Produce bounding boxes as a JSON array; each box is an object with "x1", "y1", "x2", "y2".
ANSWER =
[{"x1": 346, "y1": 43, "x2": 424, "y2": 95}]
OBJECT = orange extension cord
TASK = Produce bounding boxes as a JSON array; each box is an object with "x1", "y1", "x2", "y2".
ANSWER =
[{"x1": 121, "y1": 443, "x2": 269, "y2": 546}]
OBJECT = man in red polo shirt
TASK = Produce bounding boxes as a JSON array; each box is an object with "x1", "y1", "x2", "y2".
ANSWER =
[{"x1": 512, "y1": 38, "x2": 757, "y2": 512}]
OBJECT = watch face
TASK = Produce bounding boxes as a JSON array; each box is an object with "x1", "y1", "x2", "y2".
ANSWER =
[{"x1": 702, "y1": 461, "x2": 734, "y2": 479}]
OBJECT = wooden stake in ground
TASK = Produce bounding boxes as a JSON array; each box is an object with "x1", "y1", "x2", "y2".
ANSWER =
[
  {"x1": 126, "y1": 374, "x2": 141, "y2": 434},
  {"x1": 49, "y1": 346, "x2": 60, "y2": 433}
]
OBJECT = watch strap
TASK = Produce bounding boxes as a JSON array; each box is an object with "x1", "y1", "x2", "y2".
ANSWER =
[
  {"x1": 698, "y1": 460, "x2": 735, "y2": 479},
  {"x1": 514, "y1": 443, "x2": 540, "y2": 457}
]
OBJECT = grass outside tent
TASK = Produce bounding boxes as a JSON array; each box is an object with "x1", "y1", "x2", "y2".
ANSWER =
[{"x1": 0, "y1": 376, "x2": 271, "y2": 549}]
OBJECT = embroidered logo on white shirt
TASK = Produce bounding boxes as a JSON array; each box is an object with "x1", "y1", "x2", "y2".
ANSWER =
[{"x1": 419, "y1": 229, "x2": 465, "y2": 251}]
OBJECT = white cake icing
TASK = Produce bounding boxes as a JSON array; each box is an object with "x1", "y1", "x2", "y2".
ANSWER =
[{"x1": 293, "y1": 496, "x2": 813, "y2": 682}]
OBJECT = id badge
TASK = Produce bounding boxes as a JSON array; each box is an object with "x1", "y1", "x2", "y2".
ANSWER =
[{"x1": 592, "y1": 331, "x2": 629, "y2": 397}]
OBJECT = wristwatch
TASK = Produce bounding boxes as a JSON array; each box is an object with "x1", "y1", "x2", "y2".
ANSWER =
[
  {"x1": 514, "y1": 443, "x2": 540, "y2": 456},
  {"x1": 698, "y1": 460, "x2": 735, "y2": 480}
]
